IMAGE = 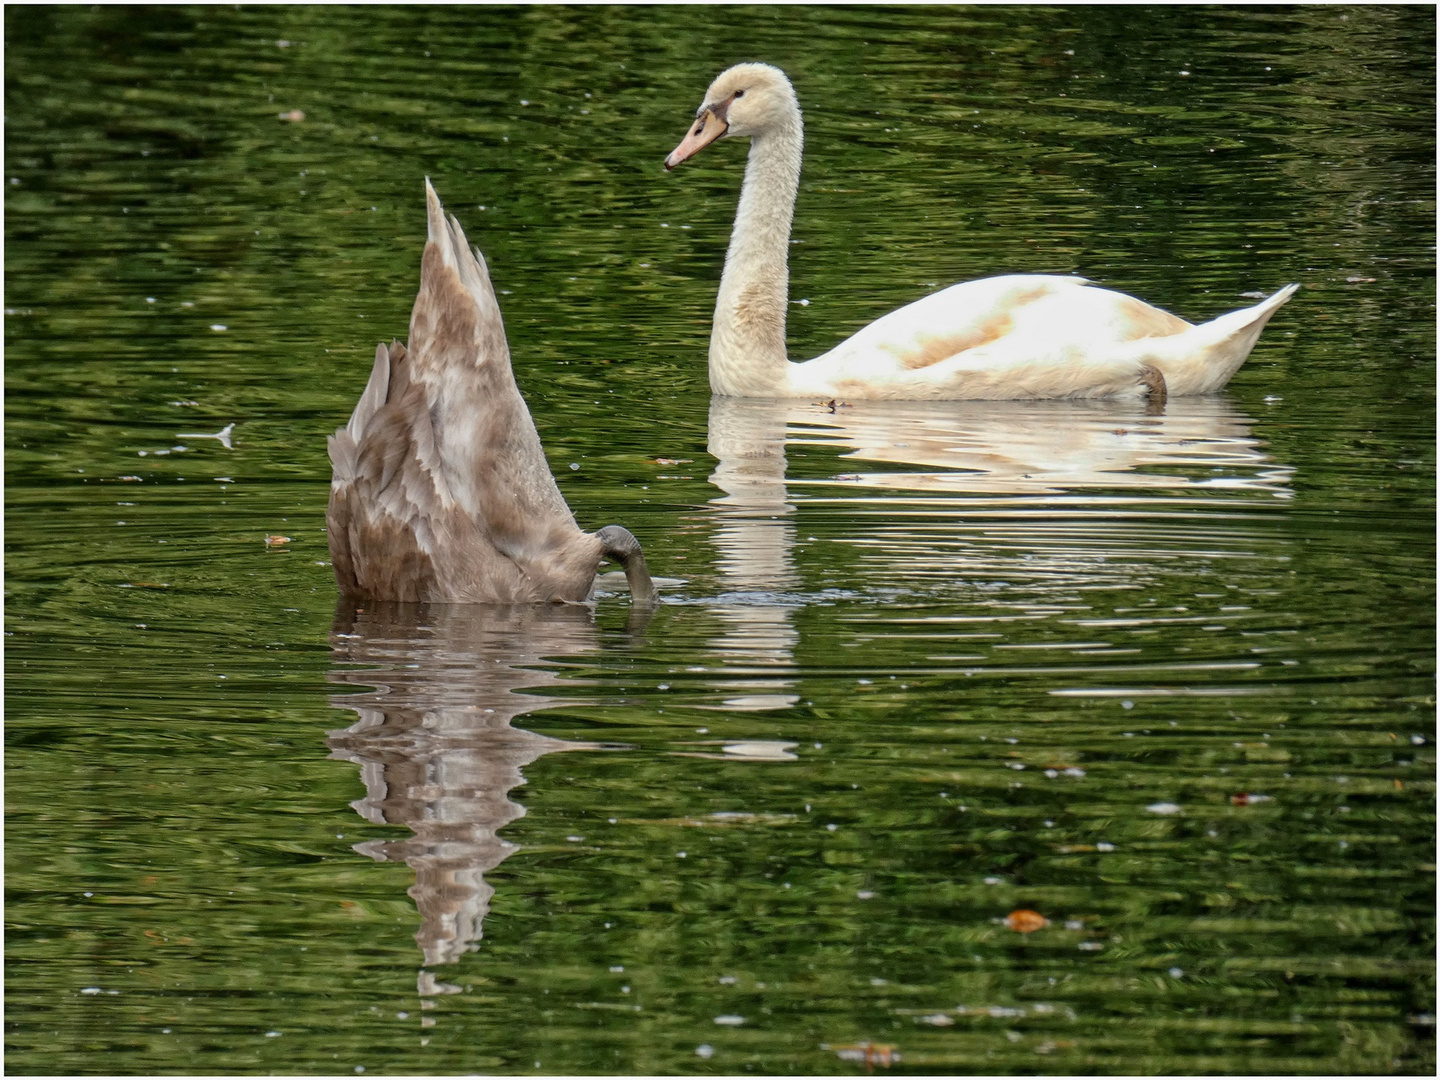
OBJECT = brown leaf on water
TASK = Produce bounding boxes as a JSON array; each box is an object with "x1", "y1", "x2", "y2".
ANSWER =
[
  {"x1": 1004, "y1": 909, "x2": 1048, "y2": 933},
  {"x1": 653, "y1": 457, "x2": 693, "y2": 465},
  {"x1": 278, "y1": 109, "x2": 306, "y2": 122},
  {"x1": 264, "y1": 535, "x2": 292, "y2": 546},
  {"x1": 830, "y1": 1042, "x2": 900, "y2": 1069},
  {"x1": 1231, "y1": 792, "x2": 1273, "y2": 806}
]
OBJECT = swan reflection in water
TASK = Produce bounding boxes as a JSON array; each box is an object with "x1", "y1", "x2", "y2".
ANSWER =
[
  {"x1": 704, "y1": 395, "x2": 803, "y2": 712},
  {"x1": 701, "y1": 393, "x2": 1293, "y2": 691},
  {"x1": 326, "y1": 601, "x2": 635, "y2": 1000},
  {"x1": 710, "y1": 394, "x2": 1294, "y2": 503}
]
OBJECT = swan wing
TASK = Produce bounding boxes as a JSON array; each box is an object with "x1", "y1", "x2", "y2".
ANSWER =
[{"x1": 794, "y1": 275, "x2": 1196, "y2": 399}]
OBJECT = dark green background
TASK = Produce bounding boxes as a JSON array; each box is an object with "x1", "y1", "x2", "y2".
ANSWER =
[{"x1": 6, "y1": 5, "x2": 1433, "y2": 1074}]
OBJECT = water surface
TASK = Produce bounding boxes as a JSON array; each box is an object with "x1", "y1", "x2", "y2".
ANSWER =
[{"x1": 5, "y1": 5, "x2": 1434, "y2": 1075}]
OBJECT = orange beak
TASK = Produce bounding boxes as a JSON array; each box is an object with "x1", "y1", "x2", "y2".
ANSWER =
[{"x1": 665, "y1": 107, "x2": 728, "y2": 170}]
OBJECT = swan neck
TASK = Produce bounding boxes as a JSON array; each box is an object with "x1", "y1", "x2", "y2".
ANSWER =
[{"x1": 710, "y1": 118, "x2": 802, "y2": 396}]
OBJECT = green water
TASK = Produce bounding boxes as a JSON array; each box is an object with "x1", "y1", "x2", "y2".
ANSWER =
[{"x1": 5, "y1": 4, "x2": 1434, "y2": 1075}]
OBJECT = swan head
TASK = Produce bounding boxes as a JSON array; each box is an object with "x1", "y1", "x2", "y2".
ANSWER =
[{"x1": 664, "y1": 62, "x2": 800, "y2": 170}]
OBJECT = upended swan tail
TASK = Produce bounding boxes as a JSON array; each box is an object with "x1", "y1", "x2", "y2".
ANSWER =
[{"x1": 1146, "y1": 283, "x2": 1300, "y2": 394}]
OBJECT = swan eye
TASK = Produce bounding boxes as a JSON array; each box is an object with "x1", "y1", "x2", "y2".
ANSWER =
[{"x1": 734, "y1": 89, "x2": 745, "y2": 98}]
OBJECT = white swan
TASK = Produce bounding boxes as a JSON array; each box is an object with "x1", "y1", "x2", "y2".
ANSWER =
[{"x1": 665, "y1": 63, "x2": 1298, "y2": 402}]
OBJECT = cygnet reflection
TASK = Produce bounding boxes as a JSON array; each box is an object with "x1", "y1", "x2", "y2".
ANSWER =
[{"x1": 326, "y1": 601, "x2": 637, "y2": 987}]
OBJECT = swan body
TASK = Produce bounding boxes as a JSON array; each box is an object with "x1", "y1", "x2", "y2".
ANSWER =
[
  {"x1": 666, "y1": 63, "x2": 1298, "y2": 401},
  {"x1": 326, "y1": 179, "x2": 657, "y2": 605}
]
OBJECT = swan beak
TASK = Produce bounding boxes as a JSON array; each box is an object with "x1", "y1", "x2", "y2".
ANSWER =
[{"x1": 665, "y1": 108, "x2": 728, "y2": 170}]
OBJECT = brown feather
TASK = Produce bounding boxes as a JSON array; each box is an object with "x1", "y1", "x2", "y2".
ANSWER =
[{"x1": 326, "y1": 180, "x2": 655, "y2": 605}]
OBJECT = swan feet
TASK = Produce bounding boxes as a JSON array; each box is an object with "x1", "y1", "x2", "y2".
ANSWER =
[
  {"x1": 595, "y1": 524, "x2": 660, "y2": 605},
  {"x1": 1137, "y1": 364, "x2": 1168, "y2": 412}
]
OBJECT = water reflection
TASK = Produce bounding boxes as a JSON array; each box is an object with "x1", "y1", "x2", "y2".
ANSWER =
[
  {"x1": 706, "y1": 396, "x2": 1293, "y2": 592},
  {"x1": 704, "y1": 397, "x2": 801, "y2": 710},
  {"x1": 703, "y1": 394, "x2": 1296, "y2": 690},
  {"x1": 712, "y1": 395, "x2": 1293, "y2": 501},
  {"x1": 325, "y1": 601, "x2": 631, "y2": 992}
]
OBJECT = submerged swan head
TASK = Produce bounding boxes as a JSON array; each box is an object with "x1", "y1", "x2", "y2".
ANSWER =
[{"x1": 665, "y1": 62, "x2": 800, "y2": 168}]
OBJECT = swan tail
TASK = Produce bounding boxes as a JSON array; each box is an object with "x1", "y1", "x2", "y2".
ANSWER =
[
  {"x1": 1201, "y1": 283, "x2": 1300, "y2": 342},
  {"x1": 412, "y1": 177, "x2": 509, "y2": 373},
  {"x1": 1147, "y1": 283, "x2": 1299, "y2": 394}
]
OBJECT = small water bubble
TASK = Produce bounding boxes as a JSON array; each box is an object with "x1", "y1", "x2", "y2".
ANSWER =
[
  {"x1": 714, "y1": 1014, "x2": 745, "y2": 1026},
  {"x1": 696, "y1": 1044, "x2": 715, "y2": 1059},
  {"x1": 1168, "y1": 967, "x2": 1184, "y2": 978}
]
